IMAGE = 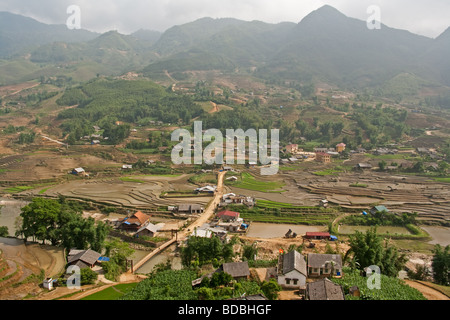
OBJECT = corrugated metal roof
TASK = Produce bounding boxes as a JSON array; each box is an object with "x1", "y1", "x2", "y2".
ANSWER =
[{"x1": 282, "y1": 250, "x2": 307, "y2": 276}]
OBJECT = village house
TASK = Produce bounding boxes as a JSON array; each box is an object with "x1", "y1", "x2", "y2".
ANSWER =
[
  {"x1": 216, "y1": 220, "x2": 243, "y2": 232},
  {"x1": 314, "y1": 147, "x2": 335, "y2": 153},
  {"x1": 219, "y1": 261, "x2": 250, "y2": 281},
  {"x1": 369, "y1": 205, "x2": 389, "y2": 215},
  {"x1": 221, "y1": 193, "x2": 255, "y2": 207},
  {"x1": 217, "y1": 210, "x2": 240, "y2": 222},
  {"x1": 315, "y1": 152, "x2": 331, "y2": 163},
  {"x1": 307, "y1": 253, "x2": 343, "y2": 278},
  {"x1": 43, "y1": 278, "x2": 54, "y2": 290},
  {"x1": 285, "y1": 144, "x2": 300, "y2": 154},
  {"x1": 190, "y1": 228, "x2": 213, "y2": 239},
  {"x1": 195, "y1": 185, "x2": 217, "y2": 194},
  {"x1": 303, "y1": 232, "x2": 332, "y2": 241},
  {"x1": 355, "y1": 163, "x2": 373, "y2": 170},
  {"x1": 177, "y1": 204, "x2": 204, "y2": 214},
  {"x1": 336, "y1": 143, "x2": 346, "y2": 153},
  {"x1": 117, "y1": 211, "x2": 151, "y2": 233},
  {"x1": 135, "y1": 222, "x2": 164, "y2": 238},
  {"x1": 67, "y1": 249, "x2": 102, "y2": 270},
  {"x1": 122, "y1": 164, "x2": 133, "y2": 170},
  {"x1": 71, "y1": 167, "x2": 86, "y2": 175},
  {"x1": 277, "y1": 250, "x2": 307, "y2": 290},
  {"x1": 306, "y1": 278, "x2": 345, "y2": 300}
]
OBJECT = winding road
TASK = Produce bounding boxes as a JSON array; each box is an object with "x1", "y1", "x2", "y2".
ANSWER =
[{"x1": 131, "y1": 170, "x2": 226, "y2": 271}]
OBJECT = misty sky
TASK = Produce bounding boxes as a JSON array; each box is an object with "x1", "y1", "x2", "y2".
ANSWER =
[{"x1": 0, "y1": 0, "x2": 449, "y2": 38}]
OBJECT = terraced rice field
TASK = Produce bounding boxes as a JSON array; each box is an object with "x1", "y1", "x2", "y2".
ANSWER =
[{"x1": 22, "y1": 174, "x2": 211, "y2": 209}]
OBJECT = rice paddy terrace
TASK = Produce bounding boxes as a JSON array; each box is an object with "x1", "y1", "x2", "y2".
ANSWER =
[
  {"x1": 17, "y1": 174, "x2": 212, "y2": 211},
  {"x1": 293, "y1": 171, "x2": 450, "y2": 225}
]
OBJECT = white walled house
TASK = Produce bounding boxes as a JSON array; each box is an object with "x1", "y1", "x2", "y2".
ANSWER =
[{"x1": 277, "y1": 250, "x2": 307, "y2": 290}]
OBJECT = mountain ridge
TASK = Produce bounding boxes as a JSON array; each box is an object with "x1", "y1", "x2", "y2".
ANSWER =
[{"x1": 1, "y1": 6, "x2": 449, "y2": 89}]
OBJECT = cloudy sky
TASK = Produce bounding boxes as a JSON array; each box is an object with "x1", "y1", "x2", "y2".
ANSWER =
[{"x1": 0, "y1": 0, "x2": 449, "y2": 38}]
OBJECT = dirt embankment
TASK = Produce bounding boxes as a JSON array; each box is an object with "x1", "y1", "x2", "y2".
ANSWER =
[{"x1": 404, "y1": 280, "x2": 449, "y2": 300}]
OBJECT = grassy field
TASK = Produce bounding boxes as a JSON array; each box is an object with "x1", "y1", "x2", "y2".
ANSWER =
[
  {"x1": 313, "y1": 166, "x2": 350, "y2": 176},
  {"x1": 230, "y1": 172, "x2": 285, "y2": 192},
  {"x1": 80, "y1": 283, "x2": 139, "y2": 300},
  {"x1": 3, "y1": 186, "x2": 34, "y2": 193},
  {"x1": 229, "y1": 201, "x2": 338, "y2": 226},
  {"x1": 119, "y1": 177, "x2": 146, "y2": 183}
]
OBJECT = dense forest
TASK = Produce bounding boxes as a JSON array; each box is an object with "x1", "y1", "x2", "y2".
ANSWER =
[{"x1": 56, "y1": 78, "x2": 204, "y2": 144}]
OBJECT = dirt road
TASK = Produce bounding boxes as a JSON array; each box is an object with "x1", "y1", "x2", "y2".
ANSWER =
[
  {"x1": 404, "y1": 280, "x2": 449, "y2": 300},
  {"x1": 180, "y1": 170, "x2": 226, "y2": 239},
  {"x1": 131, "y1": 171, "x2": 226, "y2": 271}
]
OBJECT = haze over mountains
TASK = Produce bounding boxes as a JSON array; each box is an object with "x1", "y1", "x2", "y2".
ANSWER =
[{"x1": 1, "y1": 5, "x2": 449, "y2": 90}]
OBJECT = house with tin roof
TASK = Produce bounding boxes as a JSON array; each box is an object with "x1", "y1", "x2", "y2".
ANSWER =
[
  {"x1": 219, "y1": 261, "x2": 250, "y2": 281},
  {"x1": 306, "y1": 278, "x2": 345, "y2": 300},
  {"x1": 277, "y1": 250, "x2": 307, "y2": 290},
  {"x1": 67, "y1": 249, "x2": 102, "y2": 269},
  {"x1": 307, "y1": 253, "x2": 343, "y2": 278}
]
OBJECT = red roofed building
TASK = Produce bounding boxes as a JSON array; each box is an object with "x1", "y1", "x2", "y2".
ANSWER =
[
  {"x1": 336, "y1": 143, "x2": 346, "y2": 153},
  {"x1": 303, "y1": 232, "x2": 331, "y2": 240},
  {"x1": 118, "y1": 210, "x2": 151, "y2": 232},
  {"x1": 315, "y1": 152, "x2": 331, "y2": 163},
  {"x1": 217, "y1": 210, "x2": 240, "y2": 222}
]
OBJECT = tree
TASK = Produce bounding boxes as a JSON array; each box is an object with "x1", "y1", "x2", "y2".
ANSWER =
[
  {"x1": 261, "y1": 279, "x2": 282, "y2": 300},
  {"x1": 432, "y1": 244, "x2": 450, "y2": 285},
  {"x1": 19, "y1": 197, "x2": 109, "y2": 250},
  {"x1": 438, "y1": 161, "x2": 449, "y2": 176},
  {"x1": 345, "y1": 227, "x2": 406, "y2": 277},
  {"x1": 103, "y1": 238, "x2": 135, "y2": 281},
  {"x1": 20, "y1": 198, "x2": 61, "y2": 244},
  {"x1": 0, "y1": 226, "x2": 8, "y2": 237},
  {"x1": 210, "y1": 272, "x2": 233, "y2": 288},
  {"x1": 80, "y1": 267, "x2": 98, "y2": 285},
  {"x1": 243, "y1": 243, "x2": 258, "y2": 261},
  {"x1": 378, "y1": 160, "x2": 387, "y2": 171}
]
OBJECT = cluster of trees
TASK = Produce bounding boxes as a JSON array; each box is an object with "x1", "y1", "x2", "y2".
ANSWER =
[
  {"x1": 200, "y1": 105, "x2": 273, "y2": 134},
  {"x1": 423, "y1": 94, "x2": 450, "y2": 110},
  {"x1": 344, "y1": 227, "x2": 407, "y2": 278},
  {"x1": 122, "y1": 259, "x2": 281, "y2": 300},
  {"x1": 17, "y1": 132, "x2": 36, "y2": 145},
  {"x1": 295, "y1": 118, "x2": 344, "y2": 143},
  {"x1": 126, "y1": 131, "x2": 172, "y2": 150},
  {"x1": 196, "y1": 272, "x2": 281, "y2": 300},
  {"x1": 431, "y1": 244, "x2": 449, "y2": 286},
  {"x1": 16, "y1": 197, "x2": 109, "y2": 252},
  {"x1": 57, "y1": 79, "x2": 204, "y2": 144},
  {"x1": 21, "y1": 91, "x2": 59, "y2": 107},
  {"x1": 350, "y1": 105, "x2": 409, "y2": 147},
  {"x1": 101, "y1": 238, "x2": 135, "y2": 282},
  {"x1": 180, "y1": 235, "x2": 235, "y2": 267},
  {"x1": 3, "y1": 125, "x2": 25, "y2": 134},
  {"x1": 342, "y1": 211, "x2": 417, "y2": 227}
]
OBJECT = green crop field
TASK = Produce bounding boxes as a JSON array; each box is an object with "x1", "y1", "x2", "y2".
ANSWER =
[
  {"x1": 80, "y1": 283, "x2": 139, "y2": 300},
  {"x1": 231, "y1": 172, "x2": 285, "y2": 192},
  {"x1": 332, "y1": 268, "x2": 426, "y2": 300}
]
